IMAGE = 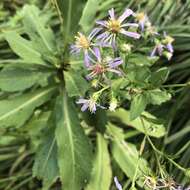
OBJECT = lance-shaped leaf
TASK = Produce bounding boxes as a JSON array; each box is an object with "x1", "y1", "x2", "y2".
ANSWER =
[
  {"x1": 0, "y1": 86, "x2": 56, "y2": 128},
  {"x1": 107, "y1": 123, "x2": 151, "y2": 186},
  {"x1": 86, "y1": 133, "x2": 112, "y2": 190},
  {"x1": 56, "y1": 0, "x2": 84, "y2": 42},
  {"x1": 22, "y1": 5, "x2": 56, "y2": 54},
  {"x1": 4, "y1": 31, "x2": 45, "y2": 66},
  {"x1": 33, "y1": 114, "x2": 59, "y2": 190},
  {"x1": 0, "y1": 66, "x2": 52, "y2": 92},
  {"x1": 64, "y1": 70, "x2": 89, "y2": 97},
  {"x1": 79, "y1": 0, "x2": 101, "y2": 32},
  {"x1": 108, "y1": 109, "x2": 166, "y2": 138},
  {"x1": 55, "y1": 92, "x2": 93, "y2": 190}
]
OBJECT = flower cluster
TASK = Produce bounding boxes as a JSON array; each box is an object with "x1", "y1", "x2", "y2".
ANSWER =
[
  {"x1": 144, "y1": 176, "x2": 190, "y2": 190},
  {"x1": 71, "y1": 8, "x2": 174, "y2": 113}
]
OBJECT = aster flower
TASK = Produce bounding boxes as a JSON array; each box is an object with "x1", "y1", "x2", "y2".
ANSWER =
[
  {"x1": 76, "y1": 97, "x2": 104, "y2": 113},
  {"x1": 150, "y1": 42, "x2": 165, "y2": 57},
  {"x1": 114, "y1": 176, "x2": 122, "y2": 190},
  {"x1": 86, "y1": 48, "x2": 123, "y2": 79},
  {"x1": 163, "y1": 32, "x2": 174, "y2": 53},
  {"x1": 70, "y1": 28, "x2": 100, "y2": 67},
  {"x1": 96, "y1": 8, "x2": 140, "y2": 47},
  {"x1": 135, "y1": 12, "x2": 149, "y2": 31}
]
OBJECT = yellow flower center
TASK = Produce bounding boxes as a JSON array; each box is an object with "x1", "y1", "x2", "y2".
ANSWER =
[
  {"x1": 75, "y1": 33, "x2": 90, "y2": 49},
  {"x1": 136, "y1": 12, "x2": 145, "y2": 21},
  {"x1": 107, "y1": 19, "x2": 121, "y2": 33}
]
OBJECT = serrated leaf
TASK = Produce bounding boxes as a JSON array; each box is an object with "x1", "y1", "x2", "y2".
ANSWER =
[
  {"x1": 64, "y1": 70, "x2": 89, "y2": 97},
  {"x1": 150, "y1": 67, "x2": 169, "y2": 86},
  {"x1": 146, "y1": 89, "x2": 171, "y2": 105},
  {"x1": 33, "y1": 116, "x2": 59, "y2": 190},
  {"x1": 79, "y1": 0, "x2": 101, "y2": 32},
  {"x1": 4, "y1": 31, "x2": 45, "y2": 65},
  {"x1": 130, "y1": 93, "x2": 148, "y2": 120},
  {"x1": 86, "y1": 133, "x2": 112, "y2": 190},
  {"x1": 55, "y1": 91, "x2": 93, "y2": 190},
  {"x1": 108, "y1": 109, "x2": 166, "y2": 138},
  {"x1": 22, "y1": 5, "x2": 56, "y2": 54},
  {"x1": 107, "y1": 123, "x2": 151, "y2": 186},
  {"x1": 0, "y1": 86, "x2": 56, "y2": 128},
  {"x1": 0, "y1": 66, "x2": 51, "y2": 92}
]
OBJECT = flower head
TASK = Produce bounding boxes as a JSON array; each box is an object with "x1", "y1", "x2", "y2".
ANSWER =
[
  {"x1": 86, "y1": 48, "x2": 123, "y2": 79},
  {"x1": 76, "y1": 97, "x2": 104, "y2": 113},
  {"x1": 70, "y1": 29, "x2": 100, "y2": 67},
  {"x1": 96, "y1": 8, "x2": 140, "y2": 47},
  {"x1": 135, "y1": 12, "x2": 148, "y2": 31},
  {"x1": 163, "y1": 32, "x2": 174, "y2": 53}
]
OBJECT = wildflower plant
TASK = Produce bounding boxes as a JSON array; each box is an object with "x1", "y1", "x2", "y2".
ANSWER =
[{"x1": 0, "y1": 1, "x2": 189, "y2": 190}]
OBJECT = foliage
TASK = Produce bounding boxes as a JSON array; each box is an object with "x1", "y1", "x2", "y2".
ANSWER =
[{"x1": 0, "y1": 0, "x2": 190, "y2": 190}]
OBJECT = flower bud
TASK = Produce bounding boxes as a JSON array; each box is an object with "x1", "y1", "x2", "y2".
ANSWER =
[
  {"x1": 121, "y1": 44, "x2": 132, "y2": 53},
  {"x1": 91, "y1": 79, "x2": 99, "y2": 88},
  {"x1": 163, "y1": 51, "x2": 173, "y2": 60},
  {"x1": 109, "y1": 97, "x2": 118, "y2": 111}
]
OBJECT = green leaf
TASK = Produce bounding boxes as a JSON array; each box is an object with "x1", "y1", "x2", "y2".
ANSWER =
[
  {"x1": 108, "y1": 109, "x2": 166, "y2": 138},
  {"x1": 64, "y1": 70, "x2": 89, "y2": 97},
  {"x1": 0, "y1": 66, "x2": 51, "y2": 92},
  {"x1": 24, "y1": 111, "x2": 51, "y2": 149},
  {"x1": 107, "y1": 123, "x2": 151, "y2": 186},
  {"x1": 146, "y1": 89, "x2": 171, "y2": 105},
  {"x1": 86, "y1": 133, "x2": 112, "y2": 190},
  {"x1": 79, "y1": 0, "x2": 101, "y2": 32},
  {"x1": 4, "y1": 31, "x2": 45, "y2": 65},
  {"x1": 22, "y1": 5, "x2": 56, "y2": 54},
  {"x1": 33, "y1": 115, "x2": 59, "y2": 190},
  {"x1": 0, "y1": 86, "x2": 56, "y2": 128},
  {"x1": 57, "y1": 0, "x2": 83, "y2": 42},
  {"x1": 130, "y1": 93, "x2": 148, "y2": 120},
  {"x1": 150, "y1": 67, "x2": 169, "y2": 86},
  {"x1": 128, "y1": 54, "x2": 158, "y2": 66},
  {"x1": 55, "y1": 91, "x2": 93, "y2": 190}
]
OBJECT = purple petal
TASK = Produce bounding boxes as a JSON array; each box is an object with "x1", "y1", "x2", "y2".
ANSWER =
[
  {"x1": 76, "y1": 98, "x2": 88, "y2": 104},
  {"x1": 84, "y1": 51, "x2": 91, "y2": 67},
  {"x1": 120, "y1": 29, "x2": 141, "y2": 39},
  {"x1": 109, "y1": 58, "x2": 123, "y2": 68},
  {"x1": 121, "y1": 23, "x2": 139, "y2": 27},
  {"x1": 93, "y1": 47, "x2": 101, "y2": 62},
  {"x1": 88, "y1": 28, "x2": 101, "y2": 40},
  {"x1": 96, "y1": 20, "x2": 107, "y2": 27},
  {"x1": 108, "y1": 8, "x2": 115, "y2": 19},
  {"x1": 166, "y1": 43, "x2": 174, "y2": 53},
  {"x1": 118, "y1": 8, "x2": 134, "y2": 23},
  {"x1": 157, "y1": 44, "x2": 164, "y2": 56},
  {"x1": 108, "y1": 68, "x2": 122, "y2": 75},
  {"x1": 114, "y1": 177, "x2": 122, "y2": 190},
  {"x1": 70, "y1": 45, "x2": 81, "y2": 54},
  {"x1": 81, "y1": 103, "x2": 89, "y2": 112},
  {"x1": 91, "y1": 104, "x2": 96, "y2": 113},
  {"x1": 96, "y1": 32, "x2": 109, "y2": 40},
  {"x1": 139, "y1": 20, "x2": 145, "y2": 31},
  {"x1": 150, "y1": 47, "x2": 157, "y2": 57}
]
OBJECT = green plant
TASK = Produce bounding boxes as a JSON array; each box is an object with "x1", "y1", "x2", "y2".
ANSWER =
[{"x1": 0, "y1": 1, "x2": 190, "y2": 190}]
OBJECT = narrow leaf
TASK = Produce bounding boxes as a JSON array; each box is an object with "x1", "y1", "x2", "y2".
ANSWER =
[
  {"x1": 64, "y1": 70, "x2": 89, "y2": 97},
  {"x1": 0, "y1": 66, "x2": 51, "y2": 92},
  {"x1": 86, "y1": 133, "x2": 112, "y2": 190},
  {"x1": 4, "y1": 31, "x2": 45, "y2": 65},
  {"x1": 33, "y1": 115, "x2": 59, "y2": 190},
  {"x1": 0, "y1": 86, "x2": 56, "y2": 128},
  {"x1": 55, "y1": 91, "x2": 93, "y2": 190},
  {"x1": 79, "y1": 0, "x2": 101, "y2": 32}
]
